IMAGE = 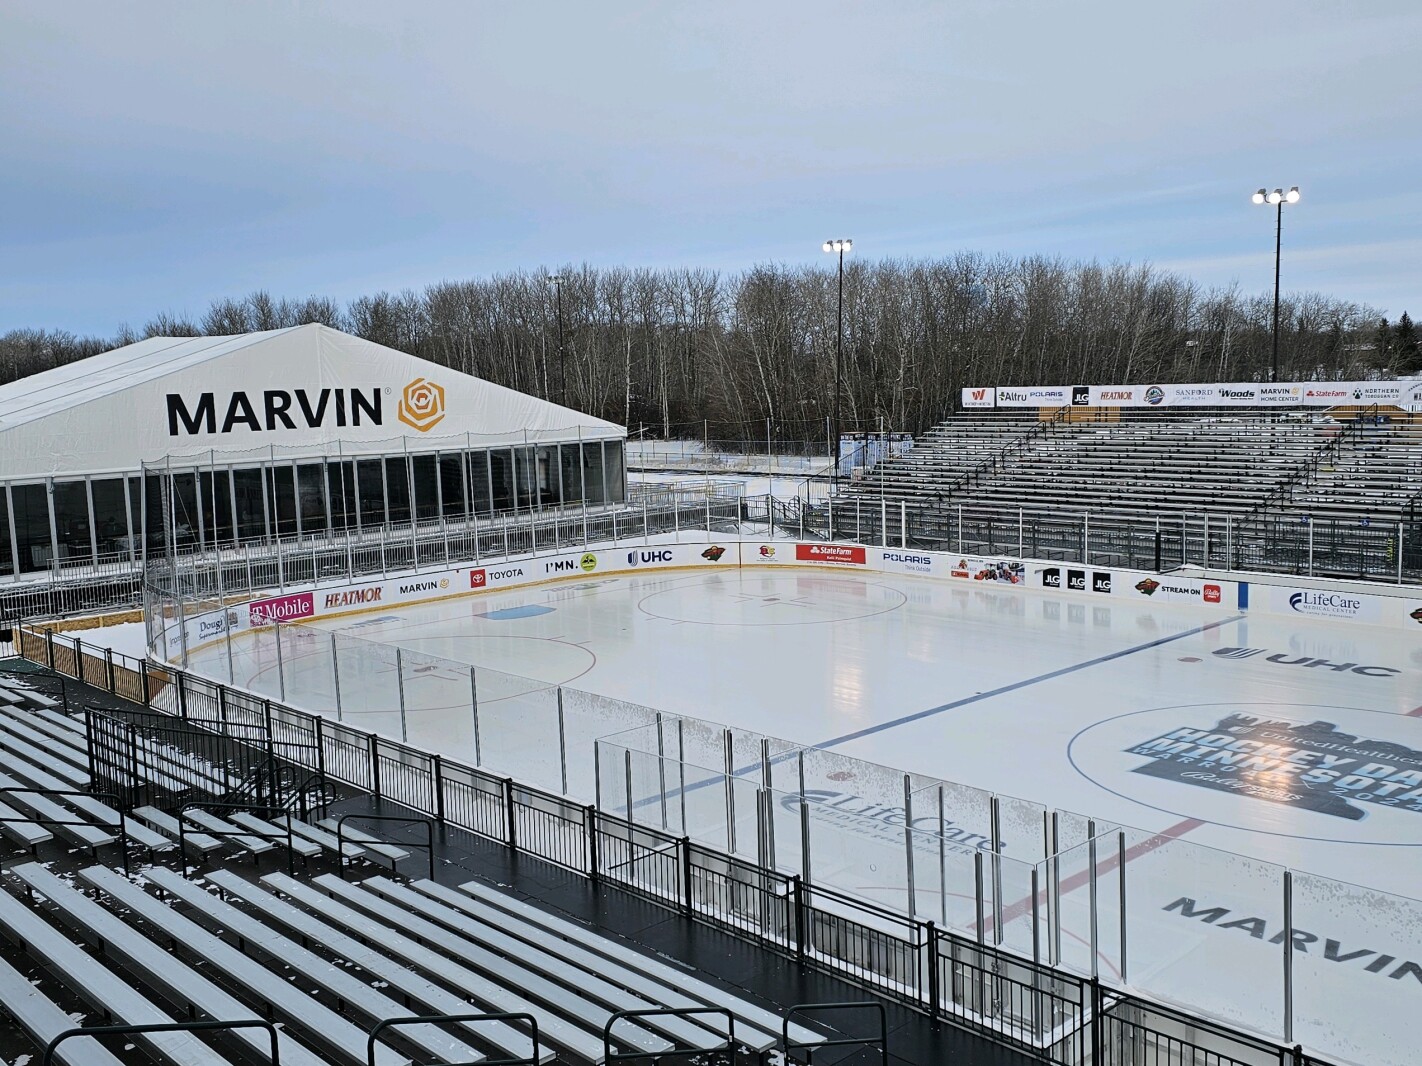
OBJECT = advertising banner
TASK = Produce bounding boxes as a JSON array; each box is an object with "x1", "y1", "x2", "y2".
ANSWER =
[
  {"x1": 1122, "y1": 574, "x2": 1228, "y2": 606},
  {"x1": 969, "y1": 379, "x2": 1422, "y2": 409},
  {"x1": 1260, "y1": 585, "x2": 1384, "y2": 625},
  {"x1": 874, "y1": 548, "x2": 939, "y2": 577},
  {"x1": 795, "y1": 543, "x2": 867, "y2": 565},
  {"x1": 1032, "y1": 564, "x2": 1115, "y2": 596},
  {"x1": 993, "y1": 386, "x2": 1073, "y2": 407}
]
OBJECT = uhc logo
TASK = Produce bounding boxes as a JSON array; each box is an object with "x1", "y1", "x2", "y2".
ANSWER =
[
  {"x1": 627, "y1": 550, "x2": 673, "y2": 566},
  {"x1": 1214, "y1": 647, "x2": 1265, "y2": 659}
]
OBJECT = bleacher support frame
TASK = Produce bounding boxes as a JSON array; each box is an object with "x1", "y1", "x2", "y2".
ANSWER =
[
  {"x1": 781, "y1": 1002, "x2": 887, "y2": 1065},
  {"x1": 602, "y1": 1007, "x2": 735, "y2": 1065}
]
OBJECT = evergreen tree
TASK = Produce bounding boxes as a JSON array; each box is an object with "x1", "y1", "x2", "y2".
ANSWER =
[{"x1": 1394, "y1": 312, "x2": 1421, "y2": 375}]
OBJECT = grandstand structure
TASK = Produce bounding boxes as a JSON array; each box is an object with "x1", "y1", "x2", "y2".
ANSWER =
[
  {"x1": 0, "y1": 388, "x2": 1414, "y2": 1066},
  {"x1": 832, "y1": 404, "x2": 1422, "y2": 580}
]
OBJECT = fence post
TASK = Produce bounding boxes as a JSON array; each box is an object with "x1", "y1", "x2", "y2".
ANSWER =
[
  {"x1": 369, "y1": 733, "x2": 381, "y2": 795},
  {"x1": 925, "y1": 922, "x2": 940, "y2": 1019},
  {"x1": 792, "y1": 874, "x2": 806, "y2": 960},
  {"x1": 140, "y1": 660, "x2": 151, "y2": 706},
  {"x1": 990, "y1": 796, "x2": 1003, "y2": 944},
  {"x1": 432, "y1": 754, "x2": 445, "y2": 821},
  {"x1": 469, "y1": 666, "x2": 481, "y2": 767},
  {"x1": 1398, "y1": 522, "x2": 1405, "y2": 584},
  {"x1": 586, "y1": 805, "x2": 599, "y2": 880},
  {"x1": 1090, "y1": 978, "x2": 1103, "y2": 1066},
  {"x1": 104, "y1": 648, "x2": 115, "y2": 693},
  {"x1": 1118, "y1": 831, "x2": 1128, "y2": 983},
  {"x1": 176, "y1": 673, "x2": 189, "y2": 719},
  {"x1": 557, "y1": 687, "x2": 569, "y2": 797},
  {"x1": 680, "y1": 836, "x2": 694, "y2": 916},
  {"x1": 1307, "y1": 520, "x2": 1314, "y2": 577},
  {"x1": 1018, "y1": 508, "x2": 1024, "y2": 559},
  {"x1": 1088, "y1": 820, "x2": 1099, "y2": 978},
  {"x1": 273, "y1": 621, "x2": 287, "y2": 702},
  {"x1": 503, "y1": 776, "x2": 517, "y2": 849},
  {"x1": 974, "y1": 850, "x2": 985, "y2": 944},
  {"x1": 45, "y1": 629, "x2": 54, "y2": 669},
  {"x1": 1283, "y1": 870, "x2": 1294, "y2": 1043},
  {"x1": 723, "y1": 729, "x2": 736, "y2": 855},
  {"x1": 395, "y1": 648, "x2": 409, "y2": 743},
  {"x1": 903, "y1": 775, "x2": 916, "y2": 919}
]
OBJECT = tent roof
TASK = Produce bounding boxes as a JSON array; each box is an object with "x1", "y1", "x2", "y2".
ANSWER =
[
  {"x1": 0, "y1": 329, "x2": 300, "y2": 431},
  {"x1": 0, "y1": 324, "x2": 623, "y2": 439}
]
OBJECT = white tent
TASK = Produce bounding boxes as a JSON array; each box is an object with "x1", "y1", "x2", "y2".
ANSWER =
[{"x1": 0, "y1": 324, "x2": 623, "y2": 479}]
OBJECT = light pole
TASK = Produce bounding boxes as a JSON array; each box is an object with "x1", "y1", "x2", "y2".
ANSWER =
[
  {"x1": 1252, "y1": 186, "x2": 1300, "y2": 382},
  {"x1": 547, "y1": 274, "x2": 566, "y2": 406},
  {"x1": 822, "y1": 238, "x2": 852, "y2": 486}
]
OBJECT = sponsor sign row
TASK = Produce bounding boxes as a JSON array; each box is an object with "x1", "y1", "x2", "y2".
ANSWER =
[
  {"x1": 206, "y1": 540, "x2": 1422, "y2": 652},
  {"x1": 963, "y1": 380, "x2": 1422, "y2": 409}
]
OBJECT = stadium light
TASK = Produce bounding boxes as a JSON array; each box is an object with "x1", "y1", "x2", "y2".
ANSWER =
[
  {"x1": 823, "y1": 238, "x2": 852, "y2": 487},
  {"x1": 547, "y1": 274, "x2": 566, "y2": 407},
  {"x1": 1252, "y1": 186, "x2": 1301, "y2": 382}
]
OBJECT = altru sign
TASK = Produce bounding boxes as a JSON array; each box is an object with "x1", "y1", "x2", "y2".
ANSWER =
[{"x1": 166, "y1": 388, "x2": 382, "y2": 436}]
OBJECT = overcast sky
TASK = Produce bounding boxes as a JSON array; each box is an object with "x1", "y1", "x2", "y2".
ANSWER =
[{"x1": 3, "y1": 0, "x2": 1419, "y2": 336}]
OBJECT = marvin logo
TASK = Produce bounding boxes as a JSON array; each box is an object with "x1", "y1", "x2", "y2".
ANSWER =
[{"x1": 167, "y1": 388, "x2": 381, "y2": 436}]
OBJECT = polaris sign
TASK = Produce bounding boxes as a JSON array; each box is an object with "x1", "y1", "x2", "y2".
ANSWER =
[{"x1": 166, "y1": 388, "x2": 382, "y2": 436}]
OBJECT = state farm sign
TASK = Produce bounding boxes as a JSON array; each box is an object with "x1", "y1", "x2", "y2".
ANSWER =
[{"x1": 795, "y1": 544, "x2": 867, "y2": 565}]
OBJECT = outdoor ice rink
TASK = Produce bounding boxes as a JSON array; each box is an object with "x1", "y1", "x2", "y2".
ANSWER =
[
  {"x1": 187, "y1": 560, "x2": 1422, "y2": 1061},
  {"x1": 203, "y1": 564, "x2": 1422, "y2": 901}
]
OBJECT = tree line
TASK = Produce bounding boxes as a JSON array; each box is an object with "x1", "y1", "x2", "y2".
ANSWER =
[{"x1": 3, "y1": 255, "x2": 1416, "y2": 441}]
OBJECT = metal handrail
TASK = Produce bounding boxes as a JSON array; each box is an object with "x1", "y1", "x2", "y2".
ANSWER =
[
  {"x1": 367, "y1": 1012, "x2": 540, "y2": 1066},
  {"x1": 43, "y1": 1018, "x2": 280, "y2": 1066}
]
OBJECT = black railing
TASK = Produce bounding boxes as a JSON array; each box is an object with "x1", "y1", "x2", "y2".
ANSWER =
[{"x1": 22, "y1": 632, "x2": 1346, "y2": 1066}]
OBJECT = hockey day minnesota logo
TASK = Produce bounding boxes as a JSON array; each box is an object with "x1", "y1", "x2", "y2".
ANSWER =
[{"x1": 1127, "y1": 715, "x2": 1422, "y2": 820}]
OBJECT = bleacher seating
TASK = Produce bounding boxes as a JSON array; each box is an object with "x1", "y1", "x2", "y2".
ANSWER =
[
  {"x1": 841, "y1": 407, "x2": 1422, "y2": 526},
  {"x1": 0, "y1": 669, "x2": 829, "y2": 1065}
]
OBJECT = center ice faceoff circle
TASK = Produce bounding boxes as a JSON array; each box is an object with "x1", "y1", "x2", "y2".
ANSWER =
[
  {"x1": 636, "y1": 572, "x2": 908, "y2": 626},
  {"x1": 1069, "y1": 702, "x2": 1422, "y2": 845}
]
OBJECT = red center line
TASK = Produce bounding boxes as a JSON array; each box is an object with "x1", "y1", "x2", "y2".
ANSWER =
[{"x1": 985, "y1": 817, "x2": 1204, "y2": 936}]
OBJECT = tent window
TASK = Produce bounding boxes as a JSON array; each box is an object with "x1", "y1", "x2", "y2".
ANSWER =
[
  {"x1": 467, "y1": 452, "x2": 492, "y2": 516},
  {"x1": 411, "y1": 455, "x2": 440, "y2": 523},
  {"x1": 0, "y1": 488, "x2": 13, "y2": 577},
  {"x1": 232, "y1": 468, "x2": 266, "y2": 542},
  {"x1": 439, "y1": 455, "x2": 466, "y2": 519},
  {"x1": 385, "y1": 458, "x2": 411, "y2": 525},
  {"x1": 11, "y1": 483, "x2": 52, "y2": 573},
  {"x1": 91, "y1": 478, "x2": 129, "y2": 559},
  {"x1": 357, "y1": 459, "x2": 385, "y2": 528}
]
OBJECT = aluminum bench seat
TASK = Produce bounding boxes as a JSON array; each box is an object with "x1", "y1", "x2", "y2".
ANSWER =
[
  {"x1": 278, "y1": 815, "x2": 366, "y2": 858},
  {"x1": 0, "y1": 799, "x2": 53, "y2": 846},
  {"x1": 209, "y1": 870, "x2": 551, "y2": 1063},
  {"x1": 261, "y1": 872, "x2": 607, "y2": 1063},
  {"x1": 77, "y1": 865, "x2": 410, "y2": 1066},
  {"x1": 183, "y1": 809, "x2": 274, "y2": 853},
  {"x1": 0, "y1": 872, "x2": 231, "y2": 1066},
  {"x1": 457, "y1": 878, "x2": 827, "y2": 1049},
  {"x1": 144, "y1": 868, "x2": 483, "y2": 1065},
  {"x1": 0, "y1": 754, "x2": 169, "y2": 851},
  {"x1": 316, "y1": 818, "x2": 410, "y2": 861},
  {"x1": 0, "y1": 951, "x2": 126, "y2": 1066},
  {"x1": 131, "y1": 805, "x2": 222, "y2": 852},
  {"x1": 226, "y1": 812, "x2": 322, "y2": 857},
  {"x1": 358, "y1": 876, "x2": 729, "y2": 1053},
  {"x1": 0, "y1": 771, "x2": 114, "y2": 848},
  {"x1": 306, "y1": 874, "x2": 672, "y2": 1056},
  {"x1": 9, "y1": 688, "x2": 60, "y2": 709},
  {"x1": 0, "y1": 738, "x2": 90, "y2": 789},
  {"x1": 0, "y1": 710, "x2": 91, "y2": 768},
  {"x1": 404, "y1": 879, "x2": 793, "y2": 1050}
]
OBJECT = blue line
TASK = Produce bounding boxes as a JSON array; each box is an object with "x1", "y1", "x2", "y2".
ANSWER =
[
  {"x1": 811, "y1": 612, "x2": 1247, "y2": 751},
  {"x1": 625, "y1": 611, "x2": 1245, "y2": 812}
]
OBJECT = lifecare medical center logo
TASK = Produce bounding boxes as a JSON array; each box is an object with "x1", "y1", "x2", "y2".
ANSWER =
[{"x1": 1126, "y1": 715, "x2": 1422, "y2": 821}]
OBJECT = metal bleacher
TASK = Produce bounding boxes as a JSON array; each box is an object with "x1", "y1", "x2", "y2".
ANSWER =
[{"x1": 0, "y1": 668, "x2": 840, "y2": 1065}]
